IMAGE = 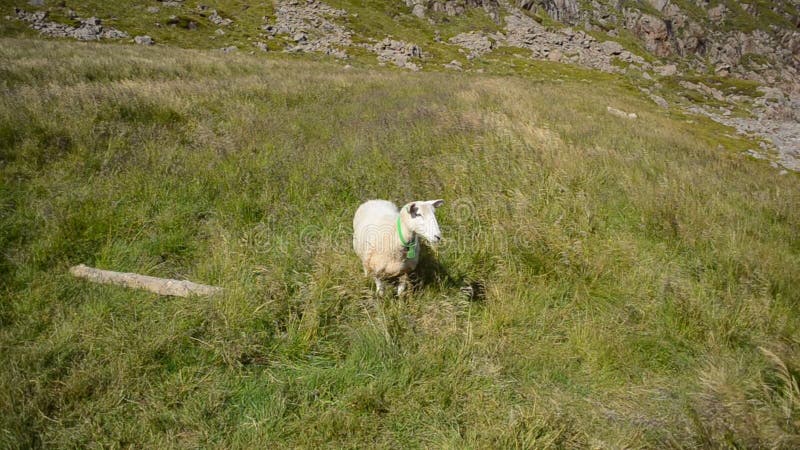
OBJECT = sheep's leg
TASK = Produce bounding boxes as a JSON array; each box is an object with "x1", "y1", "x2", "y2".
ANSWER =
[
  {"x1": 374, "y1": 277, "x2": 385, "y2": 296},
  {"x1": 397, "y1": 274, "x2": 410, "y2": 297}
]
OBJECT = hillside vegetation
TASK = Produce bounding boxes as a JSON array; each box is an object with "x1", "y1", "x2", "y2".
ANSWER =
[{"x1": 1, "y1": 37, "x2": 800, "y2": 448}]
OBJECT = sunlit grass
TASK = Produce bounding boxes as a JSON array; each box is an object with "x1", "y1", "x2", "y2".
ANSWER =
[{"x1": 1, "y1": 38, "x2": 799, "y2": 448}]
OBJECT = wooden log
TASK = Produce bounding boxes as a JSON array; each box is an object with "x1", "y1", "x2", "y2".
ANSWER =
[{"x1": 69, "y1": 264, "x2": 222, "y2": 297}]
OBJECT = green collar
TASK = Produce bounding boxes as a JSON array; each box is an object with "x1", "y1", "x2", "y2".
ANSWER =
[{"x1": 396, "y1": 213, "x2": 418, "y2": 259}]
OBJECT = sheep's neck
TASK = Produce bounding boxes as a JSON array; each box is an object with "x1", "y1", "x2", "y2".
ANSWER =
[{"x1": 397, "y1": 215, "x2": 417, "y2": 259}]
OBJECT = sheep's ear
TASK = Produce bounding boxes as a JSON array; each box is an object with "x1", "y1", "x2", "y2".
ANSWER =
[
  {"x1": 409, "y1": 203, "x2": 420, "y2": 217},
  {"x1": 431, "y1": 199, "x2": 444, "y2": 208}
]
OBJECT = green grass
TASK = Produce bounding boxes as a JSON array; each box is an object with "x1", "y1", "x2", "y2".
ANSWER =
[{"x1": 1, "y1": 37, "x2": 800, "y2": 448}]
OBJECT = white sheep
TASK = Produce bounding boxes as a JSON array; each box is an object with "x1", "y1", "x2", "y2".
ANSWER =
[{"x1": 352, "y1": 199, "x2": 444, "y2": 295}]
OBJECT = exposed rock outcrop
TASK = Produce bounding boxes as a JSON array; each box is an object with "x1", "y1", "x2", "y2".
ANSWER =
[
  {"x1": 707, "y1": 4, "x2": 727, "y2": 22},
  {"x1": 625, "y1": 12, "x2": 672, "y2": 57},
  {"x1": 501, "y1": 9, "x2": 647, "y2": 74},
  {"x1": 134, "y1": 35, "x2": 154, "y2": 45},
  {"x1": 501, "y1": 0, "x2": 798, "y2": 92},
  {"x1": 262, "y1": 0, "x2": 353, "y2": 58},
  {"x1": 404, "y1": 0, "x2": 500, "y2": 21},
  {"x1": 516, "y1": 0, "x2": 580, "y2": 24},
  {"x1": 261, "y1": 0, "x2": 426, "y2": 69},
  {"x1": 372, "y1": 38, "x2": 422, "y2": 71},
  {"x1": 449, "y1": 31, "x2": 496, "y2": 58},
  {"x1": 208, "y1": 10, "x2": 233, "y2": 27},
  {"x1": 14, "y1": 8, "x2": 128, "y2": 40}
]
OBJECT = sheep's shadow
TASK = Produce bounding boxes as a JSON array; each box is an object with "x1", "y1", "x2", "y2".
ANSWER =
[{"x1": 410, "y1": 244, "x2": 486, "y2": 302}]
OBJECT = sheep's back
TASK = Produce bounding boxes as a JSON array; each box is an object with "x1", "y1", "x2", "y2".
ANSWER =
[{"x1": 353, "y1": 200, "x2": 398, "y2": 260}]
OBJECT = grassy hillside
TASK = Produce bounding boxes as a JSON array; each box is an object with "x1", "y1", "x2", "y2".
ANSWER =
[
  {"x1": 1, "y1": 38, "x2": 799, "y2": 448},
  {"x1": 0, "y1": 0, "x2": 496, "y2": 63}
]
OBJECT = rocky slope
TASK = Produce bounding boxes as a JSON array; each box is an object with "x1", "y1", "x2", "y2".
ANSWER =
[{"x1": 5, "y1": 0, "x2": 799, "y2": 170}]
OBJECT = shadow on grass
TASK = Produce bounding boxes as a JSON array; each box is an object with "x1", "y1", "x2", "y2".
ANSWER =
[{"x1": 413, "y1": 245, "x2": 486, "y2": 302}]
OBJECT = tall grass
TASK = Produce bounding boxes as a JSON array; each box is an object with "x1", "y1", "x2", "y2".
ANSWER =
[{"x1": 1, "y1": 38, "x2": 799, "y2": 448}]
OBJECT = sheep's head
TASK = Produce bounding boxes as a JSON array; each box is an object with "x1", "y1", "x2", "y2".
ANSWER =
[{"x1": 403, "y1": 199, "x2": 444, "y2": 244}]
